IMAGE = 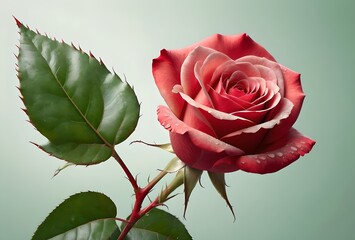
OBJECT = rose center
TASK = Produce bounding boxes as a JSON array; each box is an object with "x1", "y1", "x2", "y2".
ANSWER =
[{"x1": 224, "y1": 77, "x2": 254, "y2": 96}]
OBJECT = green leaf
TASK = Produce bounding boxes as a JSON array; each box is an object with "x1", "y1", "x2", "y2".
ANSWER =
[
  {"x1": 16, "y1": 21, "x2": 140, "y2": 165},
  {"x1": 32, "y1": 191, "x2": 118, "y2": 240},
  {"x1": 121, "y1": 208, "x2": 192, "y2": 240}
]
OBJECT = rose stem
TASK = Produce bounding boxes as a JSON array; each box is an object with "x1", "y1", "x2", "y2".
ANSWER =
[
  {"x1": 111, "y1": 148, "x2": 139, "y2": 191},
  {"x1": 114, "y1": 157, "x2": 184, "y2": 240}
]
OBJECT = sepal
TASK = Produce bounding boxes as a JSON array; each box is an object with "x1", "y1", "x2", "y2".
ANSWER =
[
  {"x1": 131, "y1": 140, "x2": 174, "y2": 153},
  {"x1": 162, "y1": 157, "x2": 185, "y2": 173},
  {"x1": 183, "y1": 166, "x2": 203, "y2": 217},
  {"x1": 159, "y1": 169, "x2": 184, "y2": 203},
  {"x1": 208, "y1": 172, "x2": 235, "y2": 220}
]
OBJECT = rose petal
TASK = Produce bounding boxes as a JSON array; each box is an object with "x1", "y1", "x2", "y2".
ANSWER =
[
  {"x1": 180, "y1": 46, "x2": 217, "y2": 99},
  {"x1": 222, "y1": 97, "x2": 293, "y2": 138},
  {"x1": 202, "y1": 34, "x2": 276, "y2": 61},
  {"x1": 181, "y1": 103, "x2": 217, "y2": 137},
  {"x1": 236, "y1": 128, "x2": 316, "y2": 174},
  {"x1": 193, "y1": 61, "x2": 214, "y2": 108},
  {"x1": 249, "y1": 82, "x2": 277, "y2": 107},
  {"x1": 256, "y1": 64, "x2": 278, "y2": 82},
  {"x1": 209, "y1": 128, "x2": 315, "y2": 173},
  {"x1": 262, "y1": 67, "x2": 305, "y2": 145},
  {"x1": 209, "y1": 88, "x2": 248, "y2": 113},
  {"x1": 211, "y1": 61, "x2": 248, "y2": 90},
  {"x1": 198, "y1": 51, "x2": 232, "y2": 87},
  {"x1": 213, "y1": 79, "x2": 254, "y2": 110},
  {"x1": 175, "y1": 85, "x2": 254, "y2": 122},
  {"x1": 236, "y1": 56, "x2": 285, "y2": 96},
  {"x1": 157, "y1": 105, "x2": 244, "y2": 170},
  {"x1": 153, "y1": 49, "x2": 187, "y2": 117}
]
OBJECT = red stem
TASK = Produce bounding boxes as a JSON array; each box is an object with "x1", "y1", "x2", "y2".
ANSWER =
[
  {"x1": 118, "y1": 170, "x2": 168, "y2": 239},
  {"x1": 112, "y1": 148, "x2": 139, "y2": 191},
  {"x1": 111, "y1": 148, "x2": 181, "y2": 240}
]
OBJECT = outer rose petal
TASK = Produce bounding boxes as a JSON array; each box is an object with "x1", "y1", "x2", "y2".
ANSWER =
[
  {"x1": 262, "y1": 67, "x2": 305, "y2": 145},
  {"x1": 202, "y1": 34, "x2": 276, "y2": 61},
  {"x1": 211, "y1": 128, "x2": 315, "y2": 173},
  {"x1": 157, "y1": 105, "x2": 244, "y2": 171},
  {"x1": 153, "y1": 33, "x2": 276, "y2": 117},
  {"x1": 153, "y1": 49, "x2": 187, "y2": 117}
]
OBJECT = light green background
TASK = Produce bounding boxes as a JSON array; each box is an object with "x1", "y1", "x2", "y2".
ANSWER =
[{"x1": 1, "y1": 0, "x2": 354, "y2": 239}]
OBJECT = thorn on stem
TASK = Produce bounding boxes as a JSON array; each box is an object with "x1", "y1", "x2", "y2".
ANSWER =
[
  {"x1": 29, "y1": 141, "x2": 39, "y2": 147},
  {"x1": 89, "y1": 51, "x2": 95, "y2": 58},
  {"x1": 13, "y1": 16, "x2": 22, "y2": 28},
  {"x1": 71, "y1": 42, "x2": 77, "y2": 50}
]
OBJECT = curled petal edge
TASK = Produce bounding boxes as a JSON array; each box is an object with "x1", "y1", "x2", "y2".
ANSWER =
[
  {"x1": 157, "y1": 105, "x2": 244, "y2": 156},
  {"x1": 212, "y1": 128, "x2": 315, "y2": 174},
  {"x1": 222, "y1": 98, "x2": 293, "y2": 139}
]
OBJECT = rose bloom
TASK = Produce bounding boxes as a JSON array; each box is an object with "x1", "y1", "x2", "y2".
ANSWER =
[{"x1": 153, "y1": 34, "x2": 315, "y2": 174}]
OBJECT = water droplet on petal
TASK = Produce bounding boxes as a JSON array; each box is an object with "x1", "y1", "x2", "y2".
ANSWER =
[
  {"x1": 290, "y1": 146, "x2": 297, "y2": 151},
  {"x1": 295, "y1": 143, "x2": 302, "y2": 148},
  {"x1": 258, "y1": 156, "x2": 266, "y2": 160},
  {"x1": 277, "y1": 152, "x2": 283, "y2": 157},
  {"x1": 256, "y1": 160, "x2": 261, "y2": 164},
  {"x1": 165, "y1": 123, "x2": 171, "y2": 128},
  {"x1": 268, "y1": 153, "x2": 275, "y2": 158}
]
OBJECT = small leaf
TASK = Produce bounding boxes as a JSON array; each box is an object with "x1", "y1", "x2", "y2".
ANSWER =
[
  {"x1": 131, "y1": 141, "x2": 174, "y2": 153},
  {"x1": 17, "y1": 21, "x2": 140, "y2": 165},
  {"x1": 32, "y1": 191, "x2": 118, "y2": 240},
  {"x1": 208, "y1": 172, "x2": 235, "y2": 220},
  {"x1": 53, "y1": 162, "x2": 75, "y2": 177},
  {"x1": 122, "y1": 208, "x2": 192, "y2": 240},
  {"x1": 183, "y1": 166, "x2": 203, "y2": 217}
]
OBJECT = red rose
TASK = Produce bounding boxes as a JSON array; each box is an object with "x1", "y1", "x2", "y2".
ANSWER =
[{"x1": 153, "y1": 34, "x2": 315, "y2": 173}]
